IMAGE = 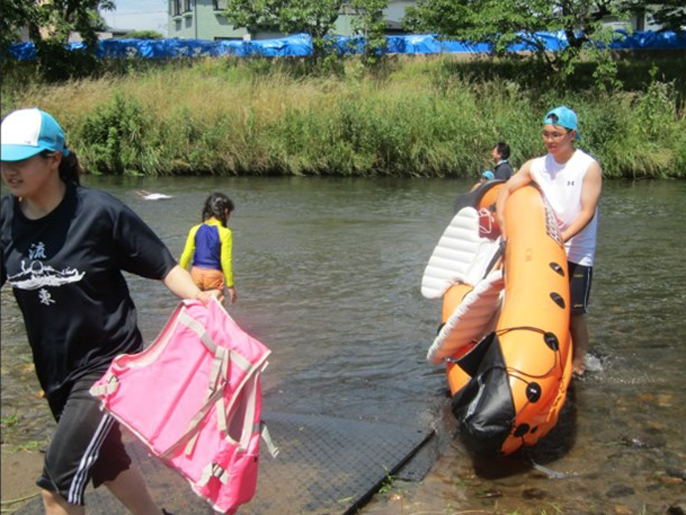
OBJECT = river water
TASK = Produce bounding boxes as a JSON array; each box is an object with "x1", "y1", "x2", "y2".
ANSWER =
[{"x1": 2, "y1": 176, "x2": 685, "y2": 513}]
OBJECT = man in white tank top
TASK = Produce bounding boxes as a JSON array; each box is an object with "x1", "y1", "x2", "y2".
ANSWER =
[{"x1": 495, "y1": 106, "x2": 603, "y2": 375}]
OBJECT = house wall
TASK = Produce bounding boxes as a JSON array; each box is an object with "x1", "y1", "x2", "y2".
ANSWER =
[
  {"x1": 334, "y1": 15, "x2": 354, "y2": 36},
  {"x1": 640, "y1": 8, "x2": 665, "y2": 31},
  {"x1": 602, "y1": 12, "x2": 662, "y2": 32},
  {"x1": 168, "y1": 0, "x2": 196, "y2": 39},
  {"x1": 19, "y1": 27, "x2": 30, "y2": 42},
  {"x1": 385, "y1": 0, "x2": 413, "y2": 26},
  {"x1": 168, "y1": 0, "x2": 247, "y2": 40},
  {"x1": 333, "y1": 1, "x2": 413, "y2": 36}
]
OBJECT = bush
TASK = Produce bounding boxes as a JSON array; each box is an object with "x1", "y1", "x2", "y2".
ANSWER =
[
  {"x1": 77, "y1": 92, "x2": 154, "y2": 175},
  {"x1": 121, "y1": 30, "x2": 164, "y2": 40}
]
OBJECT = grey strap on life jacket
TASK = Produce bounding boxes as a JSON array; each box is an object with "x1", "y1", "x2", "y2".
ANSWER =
[
  {"x1": 178, "y1": 311, "x2": 218, "y2": 354},
  {"x1": 260, "y1": 422, "x2": 279, "y2": 458},
  {"x1": 90, "y1": 372, "x2": 120, "y2": 397},
  {"x1": 197, "y1": 462, "x2": 230, "y2": 487}
]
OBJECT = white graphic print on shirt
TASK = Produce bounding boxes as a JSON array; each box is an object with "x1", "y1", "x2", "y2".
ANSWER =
[
  {"x1": 29, "y1": 242, "x2": 47, "y2": 260},
  {"x1": 7, "y1": 241, "x2": 85, "y2": 305},
  {"x1": 38, "y1": 289, "x2": 55, "y2": 305}
]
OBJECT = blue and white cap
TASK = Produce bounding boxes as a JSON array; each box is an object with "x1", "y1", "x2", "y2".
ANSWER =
[
  {"x1": 543, "y1": 106, "x2": 582, "y2": 140},
  {"x1": 1, "y1": 108, "x2": 70, "y2": 162}
]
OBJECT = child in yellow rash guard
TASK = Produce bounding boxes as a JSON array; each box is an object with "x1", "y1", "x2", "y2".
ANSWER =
[{"x1": 180, "y1": 193, "x2": 237, "y2": 303}]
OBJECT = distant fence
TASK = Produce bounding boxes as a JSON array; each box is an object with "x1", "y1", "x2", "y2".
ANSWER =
[{"x1": 8, "y1": 31, "x2": 686, "y2": 61}]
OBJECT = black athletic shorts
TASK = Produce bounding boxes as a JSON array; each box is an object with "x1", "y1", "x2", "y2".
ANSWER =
[
  {"x1": 39, "y1": 371, "x2": 132, "y2": 505},
  {"x1": 568, "y1": 261, "x2": 593, "y2": 315}
]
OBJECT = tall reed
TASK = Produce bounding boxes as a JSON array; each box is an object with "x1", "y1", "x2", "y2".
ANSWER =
[{"x1": 2, "y1": 55, "x2": 684, "y2": 178}]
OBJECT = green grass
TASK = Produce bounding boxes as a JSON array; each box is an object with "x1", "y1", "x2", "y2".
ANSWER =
[
  {"x1": 0, "y1": 415, "x2": 19, "y2": 429},
  {"x1": 377, "y1": 465, "x2": 397, "y2": 494},
  {"x1": 2, "y1": 54, "x2": 684, "y2": 178}
]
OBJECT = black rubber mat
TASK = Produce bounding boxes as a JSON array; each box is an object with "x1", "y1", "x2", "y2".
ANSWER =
[{"x1": 16, "y1": 411, "x2": 434, "y2": 514}]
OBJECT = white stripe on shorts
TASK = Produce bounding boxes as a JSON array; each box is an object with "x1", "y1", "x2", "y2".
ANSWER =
[
  {"x1": 67, "y1": 414, "x2": 115, "y2": 504},
  {"x1": 582, "y1": 267, "x2": 593, "y2": 311}
]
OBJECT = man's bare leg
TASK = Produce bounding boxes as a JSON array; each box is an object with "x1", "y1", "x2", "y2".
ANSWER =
[
  {"x1": 104, "y1": 466, "x2": 163, "y2": 515},
  {"x1": 41, "y1": 465, "x2": 163, "y2": 515},
  {"x1": 571, "y1": 313, "x2": 589, "y2": 375},
  {"x1": 41, "y1": 490, "x2": 84, "y2": 515}
]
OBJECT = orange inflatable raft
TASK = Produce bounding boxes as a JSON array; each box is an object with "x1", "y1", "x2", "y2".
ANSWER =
[{"x1": 422, "y1": 181, "x2": 573, "y2": 457}]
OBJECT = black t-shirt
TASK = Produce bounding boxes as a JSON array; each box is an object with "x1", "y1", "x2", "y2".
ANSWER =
[{"x1": 1, "y1": 183, "x2": 176, "y2": 396}]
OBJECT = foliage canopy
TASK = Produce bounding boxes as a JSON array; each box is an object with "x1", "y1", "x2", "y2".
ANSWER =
[
  {"x1": 224, "y1": 0, "x2": 389, "y2": 65},
  {"x1": 639, "y1": 1, "x2": 686, "y2": 31},
  {"x1": 224, "y1": 0, "x2": 345, "y2": 59},
  {"x1": 0, "y1": 0, "x2": 113, "y2": 80},
  {"x1": 404, "y1": 0, "x2": 685, "y2": 88}
]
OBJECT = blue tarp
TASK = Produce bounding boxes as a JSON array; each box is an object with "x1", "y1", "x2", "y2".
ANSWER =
[
  {"x1": 8, "y1": 31, "x2": 686, "y2": 61},
  {"x1": 610, "y1": 29, "x2": 686, "y2": 50},
  {"x1": 9, "y1": 42, "x2": 36, "y2": 60},
  {"x1": 97, "y1": 34, "x2": 313, "y2": 58}
]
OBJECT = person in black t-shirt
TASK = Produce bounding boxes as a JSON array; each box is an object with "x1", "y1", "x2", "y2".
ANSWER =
[
  {"x1": 492, "y1": 141, "x2": 514, "y2": 181},
  {"x1": 1, "y1": 108, "x2": 216, "y2": 515}
]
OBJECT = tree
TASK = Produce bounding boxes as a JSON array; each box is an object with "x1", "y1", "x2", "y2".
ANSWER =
[
  {"x1": 27, "y1": 0, "x2": 114, "y2": 48},
  {"x1": 403, "y1": 0, "x2": 666, "y2": 87},
  {"x1": 0, "y1": 0, "x2": 32, "y2": 58},
  {"x1": 224, "y1": 0, "x2": 344, "y2": 60},
  {"x1": 1, "y1": 0, "x2": 114, "y2": 80},
  {"x1": 349, "y1": 0, "x2": 388, "y2": 66},
  {"x1": 628, "y1": 1, "x2": 686, "y2": 31}
]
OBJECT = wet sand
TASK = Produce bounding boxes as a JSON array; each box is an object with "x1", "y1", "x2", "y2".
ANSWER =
[{"x1": 1, "y1": 448, "x2": 43, "y2": 509}]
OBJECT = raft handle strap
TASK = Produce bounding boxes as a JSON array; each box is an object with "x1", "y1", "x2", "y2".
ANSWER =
[
  {"x1": 482, "y1": 239, "x2": 505, "y2": 279},
  {"x1": 495, "y1": 326, "x2": 565, "y2": 377},
  {"x1": 495, "y1": 325, "x2": 547, "y2": 337}
]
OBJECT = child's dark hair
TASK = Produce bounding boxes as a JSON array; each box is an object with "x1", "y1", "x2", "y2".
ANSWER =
[
  {"x1": 202, "y1": 193, "x2": 235, "y2": 226},
  {"x1": 494, "y1": 142, "x2": 510, "y2": 160},
  {"x1": 41, "y1": 149, "x2": 82, "y2": 185}
]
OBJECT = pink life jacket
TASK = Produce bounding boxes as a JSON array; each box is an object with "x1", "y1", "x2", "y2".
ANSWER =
[{"x1": 90, "y1": 297, "x2": 277, "y2": 514}]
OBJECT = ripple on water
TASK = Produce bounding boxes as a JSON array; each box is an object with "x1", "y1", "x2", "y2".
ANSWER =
[{"x1": 2, "y1": 177, "x2": 685, "y2": 513}]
